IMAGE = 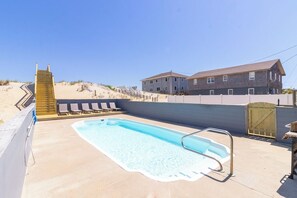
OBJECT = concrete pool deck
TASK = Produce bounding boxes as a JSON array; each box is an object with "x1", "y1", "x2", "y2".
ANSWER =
[{"x1": 22, "y1": 114, "x2": 297, "y2": 198}]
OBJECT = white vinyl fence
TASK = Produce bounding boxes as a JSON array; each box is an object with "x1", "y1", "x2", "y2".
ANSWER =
[{"x1": 168, "y1": 94, "x2": 294, "y2": 106}]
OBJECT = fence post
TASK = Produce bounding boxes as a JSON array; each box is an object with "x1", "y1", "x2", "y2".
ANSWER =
[
  {"x1": 220, "y1": 94, "x2": 223, "y2": 104},
  {"x1": 293, "y1": 90, "x2": 297, "y2": 107}
]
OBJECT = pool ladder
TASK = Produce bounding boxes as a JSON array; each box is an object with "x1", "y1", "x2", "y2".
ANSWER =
[{"x1": 181, "y1": 127, "x2": 234, "y2": 176}]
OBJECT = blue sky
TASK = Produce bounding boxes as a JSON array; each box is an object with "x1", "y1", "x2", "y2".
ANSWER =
[{"x1": 0, "y1": 0, "x2": 297, "y2": 88}]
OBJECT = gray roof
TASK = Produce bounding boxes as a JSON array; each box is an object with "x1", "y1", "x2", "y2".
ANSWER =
[
  {"x1": 188, "y1": 59, "x2": 286, "y2": 79},
  {"x1": 142, "y1": 71, "x2": 188, "y2": 81}
]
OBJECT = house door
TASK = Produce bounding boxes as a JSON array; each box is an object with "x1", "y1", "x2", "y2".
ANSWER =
[{"x1": 248, "y1": 102, "x2": 276, "y2": 138}]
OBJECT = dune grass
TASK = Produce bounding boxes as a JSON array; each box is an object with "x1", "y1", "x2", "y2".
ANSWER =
[{"x1": 0, "y1": 80, "x2": 9, "y2": 86}]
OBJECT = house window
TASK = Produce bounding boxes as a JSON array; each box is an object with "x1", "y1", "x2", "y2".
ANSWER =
[
  {"x1": 249, "y1": 72, "x2": 255, "y2": 80},
  {"x1": 193, "y1": 79, "x2": 197, "y2": 85},
  {"x1": 144, "y1": 81, "x2": 146, "y2": 85},
  {"x1": 210, "y1": 90, "x2": 214, "y2": 95},
  {"x1": 270, "y1": 71, "x2": 272, "y2": 80},
  {"x1": 274, "y1": 73, "x2": 277, "y2": 81},
  {"x1": 181, "y1": 87, "x2": 183, "y2": 90},
  {"x1": 248, "y1": 88, "x2": 255, "y2": 95},
  {"x1": 175, "y1": 78, "x2": 177, "y2": 81},
  {"x1": 276, "y1": 89, "x2": 279, "y2": 94},
  {"x1": 279, "y1": 75, "x2": 281, "y2": 82},
  {"x1": 150, "y1": 80, "x2": 153, "y2": 84},
  {"x1": 156, "y1": 87, "x2": 160, "y2": 91},
  {"x1": 165, "y1": 78, "x2": 168, "y2": 81},
  {"x1": 223, "y1": 75, "x2": 228, "y2": 82},
  {"x1": 156, "y1": 80, "x2": 158, "y2": 82},
  {"x1": 207, "y1": 77, "x2": 215, "y2": 84},
  {"x1": 228, "y1": 89, "x2": 233, "y2": 95},
  {"x1": 174, "y1": 86, "x2": 177, "y2": 90},
  {"x1": 165, "y1": 87, "x2": 167, "y2": 90}
]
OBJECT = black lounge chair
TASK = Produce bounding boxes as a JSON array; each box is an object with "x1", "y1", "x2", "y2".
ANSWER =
[
  {"x1": 109, "y1": 102, "x2": 121, "y2": 111},
  {"x1": 82, "y1": 103, "x2": 93, "y2": 114},
  {"x1": 91, "y1": 103, "x2": 102, "y2": 113},
  {"x1": 70, "y1": 103, "x2": 82, "y2": 114},
  {"x1": 58, "y1": 104, "x2": 69, "y2": 115},
  {"x1": 101, "y1": 103, "x2": 111, "y2": 112}
]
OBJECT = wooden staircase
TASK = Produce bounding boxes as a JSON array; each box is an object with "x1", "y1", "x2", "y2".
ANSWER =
[{"x1": 35, "y1": 65, "x2": 57, "y2": 115}]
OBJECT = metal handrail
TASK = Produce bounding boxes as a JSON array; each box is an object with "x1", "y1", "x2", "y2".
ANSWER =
[
  {"x1": 24, "y1": 118, "x2": 36, "y2": 167},
  {"x1": 181, "y1": 127, "x2": 234, "y2": 176}
]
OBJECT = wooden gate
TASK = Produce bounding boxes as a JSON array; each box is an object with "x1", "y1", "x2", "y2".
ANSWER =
[{"x1": 248, "y1": 102, "x2": 276, "y2": 138}]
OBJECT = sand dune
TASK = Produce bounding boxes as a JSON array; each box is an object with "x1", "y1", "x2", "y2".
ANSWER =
[
  {"x1": 0, "y1": 82, "x2": 25, "y2": 124},
  {"x1": 55, "y1": 82, "x2": 131, "y2": 99},
  {"x1": 54, "y1": 82, "x2": 168, "y2": 101}
]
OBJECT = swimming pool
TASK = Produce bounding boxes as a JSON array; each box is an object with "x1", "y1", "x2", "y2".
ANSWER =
[{"x1": 72, "y1": 118, "x2": 230, "y2": 182}]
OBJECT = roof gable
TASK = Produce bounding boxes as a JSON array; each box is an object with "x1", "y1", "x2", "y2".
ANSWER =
[
  {"x1": 188, "y1": 59, "x2": 285, "y2": 79},
  {"x1": 142, "y1": 71, "x2": 188, "y2": 81}
]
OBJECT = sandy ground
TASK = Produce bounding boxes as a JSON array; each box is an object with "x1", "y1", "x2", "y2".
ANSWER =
[{"x1": 0, "y1": 82, "x2": 25, "y2": 124}]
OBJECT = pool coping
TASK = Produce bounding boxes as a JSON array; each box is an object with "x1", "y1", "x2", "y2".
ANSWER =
[{"x1": 72, "y1": 118, "x2": 231, "y2": 182}]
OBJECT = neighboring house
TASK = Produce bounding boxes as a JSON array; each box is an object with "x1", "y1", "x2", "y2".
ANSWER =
[
  {"x1": 187, "y1": 59, "x2": 285, "y2": 95},
  {"x1": 142, "y1": 71, "x2": 188, "y2": 94}
]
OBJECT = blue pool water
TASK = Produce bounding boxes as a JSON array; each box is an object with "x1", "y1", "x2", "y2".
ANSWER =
[{"x1": 72, "y1": 118, "x2": 230, "y2": 182}]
